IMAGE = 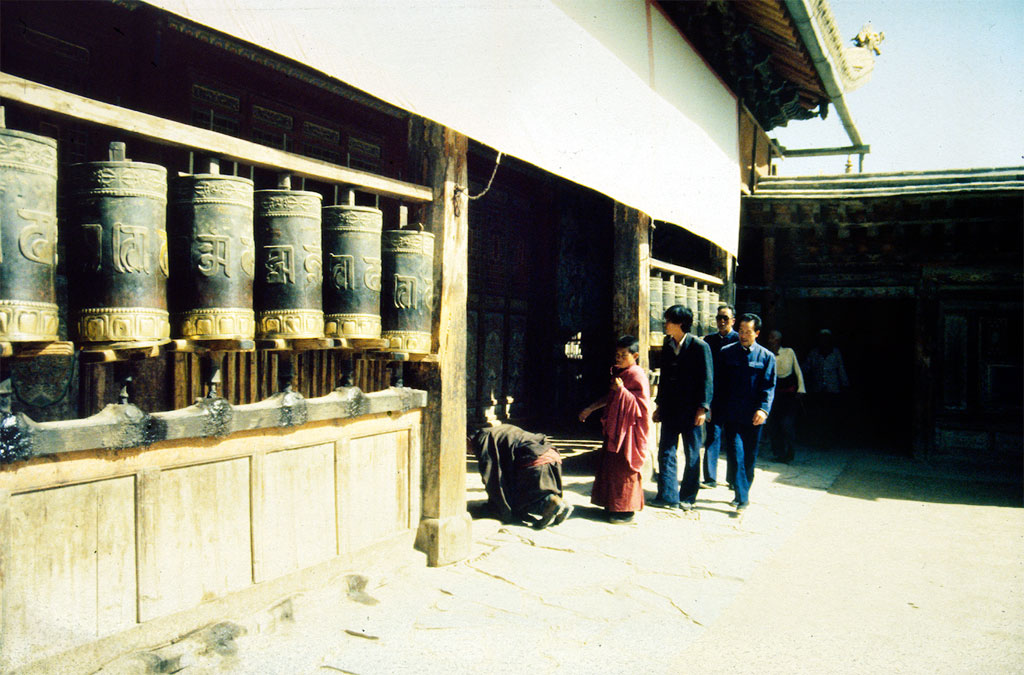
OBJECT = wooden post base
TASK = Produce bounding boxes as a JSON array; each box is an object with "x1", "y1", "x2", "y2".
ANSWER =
[{"x1": 414, "y1": 513, "x2": 473, "y2": 567}]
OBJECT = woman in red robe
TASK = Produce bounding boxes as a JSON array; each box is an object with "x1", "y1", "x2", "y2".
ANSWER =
[{"x1": 578, "y1": 335, "x2": 652, "y2": 523}]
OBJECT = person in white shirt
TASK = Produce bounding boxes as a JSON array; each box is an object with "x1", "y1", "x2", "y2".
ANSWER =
[{"x1": 765, "y1": 330, "x2": 804, "y2": 463}]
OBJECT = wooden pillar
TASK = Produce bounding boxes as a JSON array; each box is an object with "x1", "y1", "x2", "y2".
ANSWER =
[
  {"x1": 407, "y1": 118, "x2": 472, "y2": 566},
  {"x1": 612, "y1": 203, "x2": 651, "y2": 366}
]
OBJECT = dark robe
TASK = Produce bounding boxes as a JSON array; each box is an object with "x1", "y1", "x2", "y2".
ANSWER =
[
  {"x1": 472, "y1": 424, "x2": 563, "y2": 522},
  {"x1": 591, "y1": 364, "x2": 651, "y2": 512}
]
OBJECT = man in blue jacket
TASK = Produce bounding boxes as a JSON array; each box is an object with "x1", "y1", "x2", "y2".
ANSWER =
[
  {"x1": 713, "y1": 313, "x2": 776, "y2": 511},
  {"x1": 652, "y1": 305, "x2": 713, "y2": 511}
]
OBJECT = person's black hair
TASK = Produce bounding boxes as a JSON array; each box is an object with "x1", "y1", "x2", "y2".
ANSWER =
[
  {"x1": 737, "y1": 312, "x2": 761, "y2": 331},
  {"x1": 716, "y1": 303, "x2": 735, "y2": 316},
  {"x1": 663, "y1": 304, "x2": 693, "y2": 332},
  {"x1": 616, "y1": 335, "x2": 640, "y2": 355}
]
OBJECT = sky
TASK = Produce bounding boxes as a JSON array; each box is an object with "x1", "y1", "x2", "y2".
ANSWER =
[{"x1": 770, "y1": 0, "x2": 1024, "y2": 176}]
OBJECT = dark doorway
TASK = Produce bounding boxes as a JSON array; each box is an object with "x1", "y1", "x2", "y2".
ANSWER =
[{"x1": 778, "y1": 297, "x2": 916, "y2": 454}]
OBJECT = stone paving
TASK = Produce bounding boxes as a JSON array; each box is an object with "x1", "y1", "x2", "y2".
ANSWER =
[{"x1": 109, "y1": 442, "x2": 1023, "y2": 675}]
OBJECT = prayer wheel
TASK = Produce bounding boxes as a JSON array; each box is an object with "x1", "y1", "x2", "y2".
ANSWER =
[
  {"x1": 254, "y1": 186, "x2": 324, "y2": 339},
  {"x1": 696, "y1": 288, "x2": 710, "y2": 336},
  {"x1": 648, "y1": 276, "x2": 663, "y2": 345},
  {"x1": 685, "y1": 285, "x2": 699, "y2": 323},
  {"x1": 0, "y1": 119, "x2": 59, "y2": 342},
  {"x1": 674, "y1": 281, "x2": 686, "y2": 311},
  {"x1": 322, "y1": 200, "x2": 382, "y2": 339},
  {"x1": 169, "y1": 164, "x2": 255, "y2": 340},
  {"x1": 381, "y1": 227, "x2": 434, "y2": 353},
  {"x1": 708, "y1": 290, "x2": 720, "y2": 332},
  {"x1": 68, "y1": 142, "x2": 169, "y2": 343}
]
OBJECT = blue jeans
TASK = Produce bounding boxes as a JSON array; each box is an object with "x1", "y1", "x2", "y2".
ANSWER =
[
  {"x1": 703, "y1": 419, "x2": 723, "y2": 483},
  {"x1": 723, "y1": 422, "x2": 763, "y2": 505},
  {"x1": 658, "y1": 415, "x2": 705, "y2": 504}
]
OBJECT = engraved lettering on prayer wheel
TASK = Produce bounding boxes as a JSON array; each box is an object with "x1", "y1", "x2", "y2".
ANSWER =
[
  {"x1": 381, "y1": 228, "x2": 433, "y2": 353},
  {"x1": 322, "y1": 204, "x2": 382, "y2": 339},
  {"x1": 254, "y1": 189, "x2": 324, "y2": 339},
  {"x1": 0, "y1": 125, "x2": 59, "y2": 342},
  {"x1": 648, "y1": 276, "x2": 663, "y2": 346},
  {"x1": 68, "y1": 143, "x2": 169, "y2": 343},
  {"x1": 169, "y1": 173, "x2": 255, "y2": 340}
]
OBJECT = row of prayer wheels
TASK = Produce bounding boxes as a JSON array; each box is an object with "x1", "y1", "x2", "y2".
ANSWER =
[
  {"x1": 649, "y1": 276, "x2": 720, "y2": 344},
  {"x1": 0, "y1": 128, "x2": 435, "y2": 353}
]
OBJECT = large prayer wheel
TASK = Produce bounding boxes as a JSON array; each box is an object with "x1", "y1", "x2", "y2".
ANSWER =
[
  {"x1": 68, "y1": 142, "x2": 169, "y2": 343},
  {"x1": 322, "y1": 202, "x2": 382, "y2": 339},
  {"x1": 381, "y1": 227, "x2": 433, "y2": 353},
  {"x1": 169, "y1": 168, "x2": 255, "y2": 340},
  {"x1": 254, "y1": 188, "x2": 324, "y2": 339},
  {"x1": 0, "y1": 122, "x2": 59, "y2": 342},
  {"x1": 648, "y1": 276, "x2": 663, "y2": 345}
]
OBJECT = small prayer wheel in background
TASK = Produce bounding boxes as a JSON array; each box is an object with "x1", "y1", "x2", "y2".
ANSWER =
[
  {"x1": 381, "y1": 221, "x2": 433, "y2": 354},
  {"x1": 322, "y1": 191, "x2": 382, "y2": 339},
  {"x1": 168, "y1": 159, "x2": 255, "y2": 340},
  {"x1": 253, "y1": 177, "x2": 324, "y2": 339},
  {"x1": 708, "y1": 289, "x2": 720, "y2": 333},
  {"x1": 674, "y1": 280, "x2": 687, "y2": 313},
  {"x1": 696, "y1": 287, "x2": 710, "y2": 337},
  {"x1": 684, "y1": 284, "x2": 698, "y2": 323},
  {"x1": 0, "y1": 109, "x2": 59, "y2": 342},
  {"x1": 68, "y1": 142, "x2": 169, "y2": 344},
  {"x1": 648, "y1": 275, "x2": 663, "y2": 346}
]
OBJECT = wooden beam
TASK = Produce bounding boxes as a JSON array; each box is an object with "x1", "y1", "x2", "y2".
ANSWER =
[
  {"x1": 613, "y1": 203, "x2": 651, "y2": 366},
  {"x1": 407, "y1": 118, "x2": 471, "y2": 567},
  {"x1": 0, "y1": 73, "x2": 433, "y2": 203},
  {"x1": 649, "y1": 258, "x2": 724, "y2": 286},
  {"x1": 778, "y1": 144, "x2": 871, "y2": 158}
]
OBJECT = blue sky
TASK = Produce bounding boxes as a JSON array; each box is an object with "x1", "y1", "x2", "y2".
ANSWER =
[{"x1": 771, "y1": 0, "x2": 1024, "y2": 175}]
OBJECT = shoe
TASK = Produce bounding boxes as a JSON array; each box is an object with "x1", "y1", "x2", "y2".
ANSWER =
[
  {"x1": 648, "y1": 498, "x2": 680, "y2": 509},
  {"x1": 735, "y1": 502, "x2": 749, "y2": 511},
  {"x1": 679, "y1": 502, "x2": 695, "y2": 512},
  {"x1": 729, "y1": 499, "x2": 740, "y2": 507},
  {"x1": 608, "y1": 512, "x2": 634, "y2": 524},
  {"x1": 552, "y1": 501, "x2": 574, "y2": 526},
  {"x1": 700, "y1": 481, "x2": 717, "y2": 489},
  {"x1": 533, "y1": 495, "x2": 562, "y2": 530}
]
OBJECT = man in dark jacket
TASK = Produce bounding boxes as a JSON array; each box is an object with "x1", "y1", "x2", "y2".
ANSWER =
[
  {"x1": 713, "y1": 313, "x2": 776, "y2": 511},
  {"x1": 652, "y1": 305, "x2": 713, "y2": 510}
]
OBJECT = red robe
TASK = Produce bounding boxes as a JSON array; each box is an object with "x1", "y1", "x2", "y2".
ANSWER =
[{"x1": 591, "y1": 364, "x2": 651, "y2": 512}]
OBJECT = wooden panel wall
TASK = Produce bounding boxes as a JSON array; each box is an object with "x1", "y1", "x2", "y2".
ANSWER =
[
  {"x1": 4, "y1": 478, "x2": 137, "y2": 668},
  {"x1": 0, "y1": 412, "x2": 421, "y2": 671}
]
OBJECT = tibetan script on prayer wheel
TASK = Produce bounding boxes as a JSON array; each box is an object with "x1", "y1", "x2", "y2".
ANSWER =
[
  {"x1": 381, "y1": 227, "x2": 433, "y2": 354},
  {"x1": 0, "y1": 123, "x2": 59, "y2": 342},
  {"x1": 322, "y1": 202, "x2": 382, "y2": 339},
  {"x1": 169, "y1": 170, "x2": 255, "y2": 340},
  {"x1": 254, "y1": 188, "x2": 324, "y2": 339},
  {"x1": 68, "y1": 142, "x2": 169, "y2": 344}
]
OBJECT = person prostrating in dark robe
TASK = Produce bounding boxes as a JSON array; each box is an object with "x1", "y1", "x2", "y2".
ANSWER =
[{"x1": 470, "y1": 424, "x2": 573, "y2": 529}]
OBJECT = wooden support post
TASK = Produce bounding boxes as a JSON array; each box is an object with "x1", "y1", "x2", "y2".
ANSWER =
[
  {"x1": 407, "y1": 118, "x2": 472, "y2": 566},
  {"x1": 612, "y1": 202, "x2": 652, "y2": 366},
  {"x1": 135, "y1": 469, "x2": 161, "y2": 622},
  {"x1": 0, "y1": 489, "x2": 11, "y2": 672}
]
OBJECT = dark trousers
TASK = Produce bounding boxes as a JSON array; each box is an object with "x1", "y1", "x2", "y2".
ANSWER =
[
  {"x1": 703, "y1": 419, "x2": 723, "y2": 483},
  {"x1": 724, "y1": 422, "x2": 763, "y2": 505},
  {"x1": 768, "y1": 392, "x2": 798, "y2": 462},
  {"x1": 658, "y1": 415, "x2": 704, "y2": 504}
]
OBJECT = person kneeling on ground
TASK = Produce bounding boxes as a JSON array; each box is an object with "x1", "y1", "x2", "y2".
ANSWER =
[
  {"x1": 578, "y1": 335, "x2": 652, "y2": 524},
  {"x1": 469, "y1": 424, "x2": 573, "y2": 529}
]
